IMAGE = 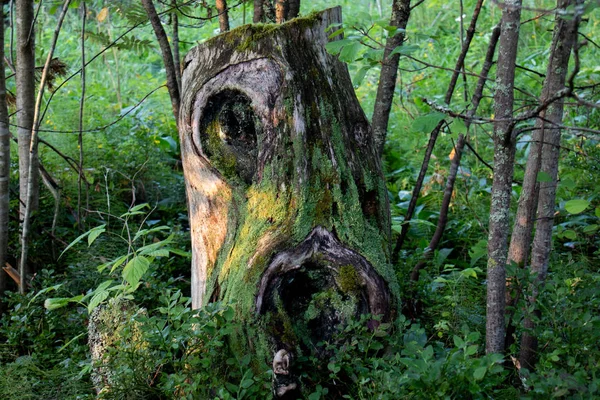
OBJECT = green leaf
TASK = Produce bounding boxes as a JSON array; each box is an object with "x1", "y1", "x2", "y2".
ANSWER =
[
  {"x1": 120, "y1": 203, "x2": 150, "y2": 218},
  {"x1": 88, "y1": 290, "x2": 110, "y2": 313},
  {"x1": 469, "y1": 239, "x2": 488, "y2": 267},
  {"x1": 109, "y1": 255, "x2": 129, "y2": 273},
  {"x1": 353, "y1": 66, "x2": 371, "y2": 87},
  {"x1": 565, "y1": 199, "x2": 590, "y2": 214},
  {"x1": 562, "y1": 230, "x2": 577, "y2": 240},
  {"x1": 585, "y1": 224, "x2": 599, "y2": 234},
  {"x1": 327, "y1": 28, "x2": 344, "y2": 39},
  {"x1": 240, "y1": 378, "x2": 254, "y2": 389},
  {"x1": 44, "y1": 297, "x2": 72, "y2": 310},
  {"x1": 537, "y1": 171, "x2": 552, "y2": 182},
  {"x1": 59, "y1": 224, "x2": 106, "y2": 258},
  {"x1": 412, "y1": 112, "x2": 446, "y2": 133},
  {"x1": 144, "y1": 249, "x2": 170, "y2": 257},
  {"x1": 88, "y1": 226, "x2": 106, "y2": 246},
  {"x1": 122, "y1": 256, "x2": 150, "y2": 286},
  {"x1": 465, "y1": 344, "x2": 478, "y2": 356},
  {"x1": 325, "y1": 38, "x2": 352, "y2": 55},
  {"x1": 390, "y1": 44, "x2": 420, "y2": 56},
  {"x1": 453, "y1": 335, "x2": 465, "y2": 349},
  {"x1": 133, "y1": 225, "x2": 170, "y2": 242},
  {"x1": 28, "y1": 284, "x2": 62, "y2": 307},
  {"x1": 473, "y1": 366, "x2": 487, "y2": 380},
  {"x1": 595, "y1": 206, "x2": 600, "y2": 218},
  {"x1": 339, "y1": 41, "x2": 361, "y2": 63},
  {"x1": 452, "y1": 118, "x2": 467, "y2": 135}
]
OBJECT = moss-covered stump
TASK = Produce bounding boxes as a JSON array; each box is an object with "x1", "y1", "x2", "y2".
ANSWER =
[
  {"x1": 179, "y1": 6, "x2": 400, "y2": 396},
  {"x1": 88, "y1": 298, "x2": 147, "y2": 395}
]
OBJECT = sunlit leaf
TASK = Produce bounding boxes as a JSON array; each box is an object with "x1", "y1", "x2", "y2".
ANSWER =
[
  {"x1": 565, "y1": 199, "x2": 590, "y2": 214},
  {"x1": 122, "y1": 256, "x2": 150, "y2": 287},
  {"x1": 412, "y1": 112, "x2": 445, "y2": 133},
  {"x1": 97, "y1": 7, "x2": 109, "y2": 22}
]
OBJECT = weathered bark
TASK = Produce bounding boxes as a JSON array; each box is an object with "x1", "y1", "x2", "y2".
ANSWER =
[
  {"x1": 275, "y1": 0, "x2": 286, "y2": 23},
  {"x1": 519, "y1": 0, "x2": 579, "y2": 370},
  {"x1": 141, "y1": 0, "x2": 181, "y2": 122},
  {"x1": 371, "y1": 0, "x2": 411, "y2": 157},
  {"x1": 0, "y1": 10, "x2": 10, "y2": 302},
  {"x1": 171, "y1": 0, "x2": 181, "y2": 92},
  {"x1": 216, "y1": 0, "x2": 230, "y2": 32},
  {"x1": 392, "y1": 0, "x2": 484, "y2": 261},
  {"x1": 179, "y1": 8, "x2": 398, "y2": 395},
  {"x1": 16, "y1": 0, "x2": 37, "y2": 225},
  {"x1": 253, "y1": 0, "x2": 265, "y2": 23},
  {"x1": 486, "y1": 0, "x2": 522, "y2": 355},
  {"x1": 20, "y1": 0, "x2": 71, "y2": 293}
]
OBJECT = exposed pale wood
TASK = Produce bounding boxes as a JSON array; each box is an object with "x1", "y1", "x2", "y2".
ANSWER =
[{"x1": 179, "y1": 9, "x2": 398, "y2": 382}]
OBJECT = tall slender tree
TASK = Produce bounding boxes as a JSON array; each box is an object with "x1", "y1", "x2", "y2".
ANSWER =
[
  {"x1": 518, "y1": 0, "x2": 581, "y2": 369},
  {"x1": 372, "y1": 0, "x2": 411, "y2": 157},
  {"x1": 141, "y1": 0, "x2": 181, "y2": 122},
  {"x1": 16, "y1": 0, "x2": 37, "y2": 291},
  {"x1": 486, "y1": 0, "x2": 522, "y2": 354},
  {"x1": 20, "y1": 0, "x2": 72, "y2": 292},
  {"x1": 0, "y1": 3, "x2": 11, "y2": 303}
]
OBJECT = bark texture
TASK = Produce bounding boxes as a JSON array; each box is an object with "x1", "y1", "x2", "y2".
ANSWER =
[
  {"x1": 275, "y1": 0, "x2": 286, "y2": 23},
  {"x1": 253, "y1": 0, "x2": 264, "y2": 23},
  {"x1": 371, "y1": 0, "x2": 411, "y2": 156},
  {"x1": 16, "y1": 0, "x2": 37, "y2": 224},
  {"x1": 0, "y1": 12, "x2": 10, "y2": 300},
  {"x1": 519, "y1": 0, "x2": 579, "y2": 369},
  {"x1": 486, "y1": 0, "x2": 522, "y2": 355},
  {"x1": 216, "y1": 0, "x2": 231, "y2": 32},
  {"x1": 179, "y1": 7, "x2": 398, "y2": 390},
  {"x1": 141, "y1": 0, "x2": 181, "y2": 121}
]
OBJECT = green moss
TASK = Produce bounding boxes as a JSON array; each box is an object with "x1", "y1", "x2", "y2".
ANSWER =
[
  {"x1": 338, "y1": 265, "x2": 361, "y2": 294},
  {"x1": 205, "y1": 120, "x2": 237, "y2": 179}
]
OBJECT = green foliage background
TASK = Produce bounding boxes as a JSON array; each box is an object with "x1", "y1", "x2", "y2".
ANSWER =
[{"x1": 0, "y1": 0, "x2": 598, "y2": 398}]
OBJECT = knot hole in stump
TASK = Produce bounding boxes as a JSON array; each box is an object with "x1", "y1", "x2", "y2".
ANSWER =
[
  {"x1": 199, "y1": 90, "x2": 260, "y2": 184},
  {"x1": 263, "y1": 259, "x2": 369, "y2": 356}
]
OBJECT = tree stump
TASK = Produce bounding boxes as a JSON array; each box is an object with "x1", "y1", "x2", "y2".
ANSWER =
[{"x1": 179, "y1": 7, "x2": 399, "y2": 394}]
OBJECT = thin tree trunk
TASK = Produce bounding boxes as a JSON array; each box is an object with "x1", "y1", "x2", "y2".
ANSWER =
[
  {"x1": 519, "y1": 0, "x2": 580, "y2": 369},
  {"x1": 275, "y1": 0, "x2": 286, "y2": 23},
  {"x1": 486, "y1": 0, "x2": 522, "y2": 355},
  {"x1": 141, "y1": 0, "x2": 181, "y2": 122},
  {"x1": 20, "y1": 0, "x2": 72, "y2": 292},
  {"x1": 171, "y1": 0, "x2": 181, "y2": 92},
  {"x1": 392, "y1": 0, "x2": 484, "y2": 263},
  {"x1": 77, "y1": 1, "x2": 87, "y2": 230},
  {"x1": 0, "y1": 9, "x2": 11, "y2": 303},
  {"x1": 288, "y1": 0, "x2": 300, "y2": 19},
  {"x1": 216, "y1": 0, "x2": 230, "y2": 32},
  {"x1": 253, "y1": 0, "x2": 264, "y2": 23},
  {"x1": 409, "y1": 22, "x2": 500, "y2": 284},
  {"x1": 372, "y1": 0, "x2": 411, "y2": 156},
  {"x1": 16, "y1": 0, "x2": 37, "y2": 224},
  {"x1": 16, "y1": 0, "x2": 37, "y2": 291}
]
